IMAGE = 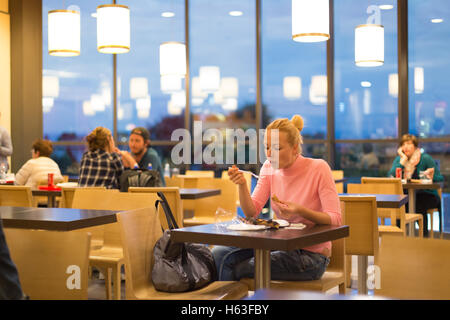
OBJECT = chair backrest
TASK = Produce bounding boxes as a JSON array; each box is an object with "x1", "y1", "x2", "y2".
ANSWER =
[
  {"x1": 4, "y1": 228, "x2": 91, "y2": 299},
  {"x1": 194, "y1": 177, "x2": 238, "y2": 217},
  {"x1": 165, "y1": 176, "x2": 184, "y2": 188},
  {"x1": 332, "y1": 170, "x2": 344, "y2": 193},
  {"x1": 0, "y1": 185, "x2": 33, "y2": 207},
  {"x1": 117, "y1": 207, "x2": 163, "y2": 300},
  {"x1": 128, "y1": 187, "x2": 183, "y2": 228},
  {"x1": 339, "y1": 196, "x2": 379, "y2": 259},
  {"x1": 327, "y1": 237, "x2": 345, "y2": 273},
  {"x1": 72, "y1": 189, "x2": 159, "y2": 247},
  {"x1": 376, "y1": 235, "x2": 450, "y2": 299},
  {"x1": 360, "y1": 177, "x2": 403, "y2": 194},
  {"x1": 60, "y1": 186, "x2": 106, "y2": 208},
  {"x1": 185, "y1": 170, "x2": 215, "y2": 178}
]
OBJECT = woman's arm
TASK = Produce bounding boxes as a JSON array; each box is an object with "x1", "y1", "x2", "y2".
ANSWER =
[
  {"x1": 228, "y1": 166, "x2": 257, "y2": 218},
  {"x1": 273, "y1": 200, "x2": 332, "y2": 224}
]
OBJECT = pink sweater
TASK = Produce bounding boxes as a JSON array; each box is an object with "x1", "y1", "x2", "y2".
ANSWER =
[{"x1": 251, "y1": 155, "x2": 342, "y2": 256}]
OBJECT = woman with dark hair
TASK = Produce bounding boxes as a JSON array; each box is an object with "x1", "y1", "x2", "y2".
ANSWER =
[
  {"x1": 15, "y1": 139, "x2": 64, "y2": 188},
  {"x1": 388, "y1": 134, "x2": 444, "y2": 236},
  {"x1": 78, "y1": 127, "x2": 124, "y2": 189}
]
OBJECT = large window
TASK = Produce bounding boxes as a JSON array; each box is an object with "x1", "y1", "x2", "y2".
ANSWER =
[
  {"x1": 408, "y1": 0, "x2": 450, "y2": 138},
  {"x1": 261, "y1": 0, "x2": 327, "y2": 139},
  {"x1": 117, "y1": 0, "x2": 185, "y2": 143},
  {"x1": 334, "y1": 0, "x2": 398, "y2": 140},
  {"x1": 189, "y1": 0, "x2": 257, "y2": 132},
  {"x1": 42, "y1": 1, "x2": 113, "y2": 142}
]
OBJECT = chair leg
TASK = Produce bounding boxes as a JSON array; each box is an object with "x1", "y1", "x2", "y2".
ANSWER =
[
  {"x1": 345, "y1": 255, "x2": 352, "y2": 288},
  {"x1": 338, "y1": 282, "x2": 346, "y2": 295},
  {"x1": 429, "y1": 211, "x2": 434, "y2": 238},
  {"x1": 418, "y1": 217, "x2": 423, "y2": 238},
  {"x1": 105, "y1": 268, "x2": 112, "y2": 300},
  {"x1": 113, "y1": 265, "x2": 121, "y2": 300}
]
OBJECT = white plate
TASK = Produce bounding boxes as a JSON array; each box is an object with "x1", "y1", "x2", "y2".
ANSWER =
[
  {"x1": 273, "y1": 219, "x2": 289, "y2": 227},
  {"x1": 227, "y1": 224, "x2": 269, "y2": 231},
  {"x1": 420, "y1": 179, "x2": 432, "y2": 184},
  {"x1": 56, "y1": 182, "x2": 78, "y2": 187}
]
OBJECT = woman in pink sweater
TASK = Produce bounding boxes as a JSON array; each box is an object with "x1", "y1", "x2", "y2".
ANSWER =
[{"x1": 212, "y1": 115, "x2": 342, "y2": 281}]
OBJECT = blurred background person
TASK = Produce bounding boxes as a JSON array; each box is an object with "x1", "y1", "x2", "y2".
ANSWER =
[
  {"x1": 78, "y1": 127, "x2": 123, "y2": 189},
  {"x1": 0, "y1": 112, "x2": 13, "y2": 173},
  {"x1": 15, "y1": 139, "x2": 63, "y2": 188},
  {"x1": 388, "y1": 134, "x2": 444, "y2": 236},
  {"x1": 360, "y1": 143, "x2": 379, "y2": 170},
  {"x1": 119, "y1": 127, "x2": 165, "y2": 186}
]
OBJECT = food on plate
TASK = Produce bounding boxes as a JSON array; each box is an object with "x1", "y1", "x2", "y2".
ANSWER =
[{"x1": 239, "y1": 217, "x2": 280, "y2": 229}]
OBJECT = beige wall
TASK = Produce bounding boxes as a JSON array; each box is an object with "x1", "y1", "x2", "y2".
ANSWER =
[{"x1": 0, "y1": 0, "x2": 11, "y2": 169}]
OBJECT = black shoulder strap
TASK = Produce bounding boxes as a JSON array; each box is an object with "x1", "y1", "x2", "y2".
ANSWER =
[{"x1": 156, "y1": 191, "x2": 179, "y2": 230}]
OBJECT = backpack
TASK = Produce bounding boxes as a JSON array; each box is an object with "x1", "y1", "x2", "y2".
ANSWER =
[
  {"x1": 151, "y1": 192, "x2": 217, "y2": 292},
  {"x1": 119, "y1": 169, "x2": 162, "y2": 192}
]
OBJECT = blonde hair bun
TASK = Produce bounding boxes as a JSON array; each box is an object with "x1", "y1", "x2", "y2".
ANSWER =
[{"x1": 291, "y1": 115, "x2": 304, "y2": 133}]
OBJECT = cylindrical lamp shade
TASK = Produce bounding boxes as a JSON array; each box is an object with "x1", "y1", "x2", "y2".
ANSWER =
[
  {"x1": 199, "y1": 66, "x2": 220, "y2": 93},
  {"x1": 388, "y1": 73, "x2": 398, "y2": 98},
  {"x1": 414, "y1": 67, "x2": 424, "y2": 94},
  {"x1": 309, "y1": 75, "x2": 327, "y2": 105},
  {"x1": 130, "y1": 77, "x2": 148, "y2": 99},
  {"x1": 48, "y1": 10, "x2": 80, "y2": 56},
  {"x1": 160, "y1": 42, "x2": 186, "y2": 76},
  {"x1": 220, "y1": 77, "x2": 239, "y2": 98},
  {"x1": 222, "y1": 98, "x2": 238, "y2": 111},
  {"x1": 97, "y1": 4, "x2": 130, "y2": 54},
  {"x1": 283, "y1": 76, "x2": 302, "y2": 100},
  {"x1": 43, "y1": 76, "x2": 60, "y2": 98},
  {"x1": 192, "y1": 77, "x2": 208, "y2": 98},
  {"x1": 161, "y1": 75, "x2": 182, "y2": 93},
  {"x1": 355, "y1": 24, "x2": 384, "y2": 67},
  {"x1": 292, "y1": 0, "x2": 329, "y2": 43}
]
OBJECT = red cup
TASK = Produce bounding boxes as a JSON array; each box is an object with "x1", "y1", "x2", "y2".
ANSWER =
[
  {"x1": 395, "y1": 168, "x2": 402, "y2": 179},
  {"x1": 48, "y1": 173, "x2": 54, "y2": 187}
]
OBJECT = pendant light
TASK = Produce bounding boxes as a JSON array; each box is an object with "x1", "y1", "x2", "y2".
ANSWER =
[
  {"x1": 199, "y1": 66, "x2": 221, "y2": 93},
  {"x1": 160, "y1": 42, "x2": 187, "y2": 77},
  {"x1": 355, "y1": 5, "x2": 384, "y2": 67},
  {"x1": 97, "y1": 3, "x2": 130, "y2": 54},
  {"x1": 48, "y1": 9, "x2": 80, "y2": 56},
  {"x1": 292, "y1": 0, "x2": 330, "y2": 43},
  {"x1": 283, "y1": 76, "x2": 302, "y2": 100}
]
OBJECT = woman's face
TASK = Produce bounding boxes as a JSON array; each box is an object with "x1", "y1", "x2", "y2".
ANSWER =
[
  {"x1": 265, "y1": 130, "x2": 298, "y2": 169},
  {"x1": 401, "y1": 140, "x2": 416, "y2": 158}
]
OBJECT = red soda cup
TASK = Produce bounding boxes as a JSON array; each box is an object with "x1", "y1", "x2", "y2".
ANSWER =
[
  {"x1": 395, "y1": 168, "x2": 402, "y2": 178},
  {"x1": 48, "y1": 173, "x2": 54, "y2": 187}
]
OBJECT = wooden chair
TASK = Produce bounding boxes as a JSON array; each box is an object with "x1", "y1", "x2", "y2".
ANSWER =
[
  {"x1": 426, "y1": 187, "x2": 443, "y2": 239},
  {"x1": 240, "y1": 238, "x2": 346, "y2": 294},
  {"x1": 360, "y1": 177, "x2": 423, "y2": 237},
  {"x1": 59, "y1": 186, "x2": 107, "y2": 209},
  {"x1": 375, "y1": 235, "x2": 450, "y2": 299},
  {"x1": 0, "y1": 185, "x2": 33, "y2": 207},
  {"x1": 128, "y1": 187, "x2": 184, "y2": 228},
  {"x1": 117, "y1": 207, "x2": 248, "y2": 300},
  {"x1": 165, "y1": 176, "x2": 184, "y2": 188},
  {"x1": 71, "y1": 189, "x2": 159, "y2": 300},
  {"x1": 332, "y1": 170, "x2": 344, "y2": 193},
  {"x1": 4, "y1": 228, "x2": 91, "y2": 300},
  {"x1": 185, "y1": 170, "x2": 215, "y2": 177},
  {"x1": 183, "y1": 177, "x2": 238, "y2": 226},
  {"x1": 339, "y1": 196, "x2": 379, "y2": 294},
  {"x1": 221, "y1": 170, "x2": 252, "y2": 207}
]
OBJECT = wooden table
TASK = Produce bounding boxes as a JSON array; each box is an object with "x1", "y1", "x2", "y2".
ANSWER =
[
  {"x1": 170, "y1": 222, "x2": 349, "y2": 290},
  {"x1": 0, "y1": 206, "x2": 118, "y2": 231},
  {"x1": 245, "y1": 288, "x2": 387, "y2": 300},
  {"x1": 401, "y1": 182, "x2": 441, "y2": 214},
  {"x1": 32, "y1": 189, "x2": 62, "y2": 208},
  {"x1": 179, "y1": 188, "x2": 221, "y2": 200},
  {"x1": 339, "y1": 193, "x2": 408, "y2": 209}
]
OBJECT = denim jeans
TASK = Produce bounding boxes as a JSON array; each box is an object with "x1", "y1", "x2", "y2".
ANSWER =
[
  {"x1": 0, "y1": 220, "x2": 24, "y2": 300},
  {"x1": 212, "y1": 245, "x2": 330, "y2": 281}
]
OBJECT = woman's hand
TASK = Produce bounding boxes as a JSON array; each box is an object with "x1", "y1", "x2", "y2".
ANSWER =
[
  {"x1": 424, "y1": 167, "x2": 435, "y2": 180},
  {"x1": 119, "y1": 150, "x2": 138, "y2": 168},
  {"x1": 273, "y1": 200, "x2": 301, "y2": 215},
  {"x1": 398, "y1": 147, "x2": 408, "y2": 165},
  {"x1": 227, "y1": 165, "x2": 247, "y2": 186}
]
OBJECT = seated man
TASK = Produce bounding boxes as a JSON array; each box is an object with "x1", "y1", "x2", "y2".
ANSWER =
[{"x1": 120, "y1": 127, "x2": 165, "y2": 186}]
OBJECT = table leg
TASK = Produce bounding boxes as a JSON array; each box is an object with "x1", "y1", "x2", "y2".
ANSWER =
[
  {"x1": 357, "y1": 255, "x2": 368, "y2": 295},
  {"x1": 254, "y1": 249, "x2": 271, "y2": 290},
  {"x1": 407, "y1": 188, "x2": 416, "y2": 236},
  {"x1": 47, "y1": 195, "x2": 57, "y2": 208}
]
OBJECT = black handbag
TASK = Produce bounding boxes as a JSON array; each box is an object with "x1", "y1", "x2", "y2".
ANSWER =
[
  {"x1": 151, "y1": 192, "x2": 217, "y2": 292},
  {"x1": 119, "y1": 168, "x2": 162, "y2": 192}
]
